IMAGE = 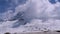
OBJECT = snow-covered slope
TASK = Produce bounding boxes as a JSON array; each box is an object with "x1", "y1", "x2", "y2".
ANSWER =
[{"x1": 0, "y1": 0, "x2": 60, "y2": 34}]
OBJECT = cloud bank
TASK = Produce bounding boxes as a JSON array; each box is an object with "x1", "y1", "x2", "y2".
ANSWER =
[{"x1": 0, "y1": 0, "x2": 60, "y2": 34}]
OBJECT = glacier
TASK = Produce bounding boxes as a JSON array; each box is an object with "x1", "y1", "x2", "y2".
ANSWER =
[{"x1": 0, "y1": 0, "x2": 60, "y2": 34}]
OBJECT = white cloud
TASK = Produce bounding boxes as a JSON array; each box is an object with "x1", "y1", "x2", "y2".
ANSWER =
[{"x1": 0, "y1": 0, "x2": 60, "y2": 33}]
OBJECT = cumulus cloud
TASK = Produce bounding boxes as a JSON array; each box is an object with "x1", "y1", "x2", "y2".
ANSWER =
[{"x1": 0, "y1": 0, "x2": 60, "y2": 33}]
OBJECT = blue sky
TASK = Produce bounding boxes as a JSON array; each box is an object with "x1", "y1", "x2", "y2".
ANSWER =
[
  {"x1": 0, "y1": 0, "x2": 27, "y2": 13},
  {"x1": 0, "y1": 0, "x2": 9, "y2": 13},
  {"x1": 49, "y1": 0, "x2": 56, "y2": 4}
]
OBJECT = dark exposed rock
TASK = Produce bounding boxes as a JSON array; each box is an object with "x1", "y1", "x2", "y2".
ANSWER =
[
  {"x1": 4, "y1": 32, "x2": 10, "y2": 34},
  {"x1": 56, "y1": 30, "x2": 60, "y2": 32}
]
